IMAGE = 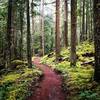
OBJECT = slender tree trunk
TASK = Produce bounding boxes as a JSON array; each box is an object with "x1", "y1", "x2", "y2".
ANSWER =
[
  {"x1": 40, "y1": 0, "x2": 45, "y2": 56},
  {"x1": 70, "y1": 0, "x2": 77, "y2": 67},
  {"x1": 51, "y1": 28, "x2": 54, "y2": 51},
  {"x1": 19, "y1": 1, "x2": 24, "y2": 59},
  {"x1": 31, "y1": 0, "x2": 35, "y2": 56},
  {"x1": 80, "y1": 0, "x2": 82, "y2": 43},
  {"x1": 55, "y1": 0, "x2": 61, "y2": 60},
  {"x1": 90, "y1": 0, "x2": 93, "y2": 41},
  {"x1": 94, "y1": 0, "x2": 100, "y2": 82},
  {"x1": 64, "y1": 0, "x2": 68, "y2": 48},
  {"x1": 88, "y1": 0, "x2": 91, "y2": 41},
  {"x1": 85, "y1": 1, "x2": 88, "y2": 40},
  {"x1": 82, "y1": 0, "x2": 85, "y2": 41},
  {"x1": 26, "y1": 0, "x2": 32, "y2": 68}
]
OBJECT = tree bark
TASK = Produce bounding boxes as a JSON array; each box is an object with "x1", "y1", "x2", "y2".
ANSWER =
[
  {"x1": 94, "y1": 0, "x2": 100, "y2": 82},
  {"x1": 82, "y1": 0, "x2": 85, "y2": 41},
  {"x1": 80, "y1": 0, "x2": 82, "y2": 43},
  {"x1": 5, "y1": 0, "x2": 13, "y2": 66},
  {"x1": 55, "y1": 0, "x2": 61, "y2": 60},
  {"x1": 64, "y1": 0, "x2": 68, "y2": 48},
  {"x1": 31, "y1": 0, "x2": 35, "y2": 56},
  {"x1": 19, "y1": 1, "x2": 24, "y2": 59},
  {"x1": 85, "y1": 0, "x2": 88, "y2": 40},
  {"x1": 89, "y1": 0, "x2": 93, "y2": 41},
  {"x1": 40, "y1": 0, "x2": 45, "y2": 56},
  {"x1": 11, "y1": 0, "x2": 17, "y2": 60},
  {"x1": 70, "y1": 0, "x2": 77, "y2": 66},
  {"x1": 26, "y1": 0, "x2": 32, "y2": 68}
]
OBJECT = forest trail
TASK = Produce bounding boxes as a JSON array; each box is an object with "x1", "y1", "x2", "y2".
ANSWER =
[{"x1": 28, "y1": 57, "x2": 65, "y2": 100}]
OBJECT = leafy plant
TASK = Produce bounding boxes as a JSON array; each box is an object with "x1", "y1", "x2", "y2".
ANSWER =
[{"x1": 79, "y1": 90, "x2": 99, "y2": 100}]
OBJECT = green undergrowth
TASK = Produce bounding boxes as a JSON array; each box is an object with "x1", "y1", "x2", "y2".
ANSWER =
[
  {"x1": 41, "y1": 42, "x2": 100, "y2": 100},
  {"x1": 0, "y1": 60, "x2": 42, "y2": 100}
]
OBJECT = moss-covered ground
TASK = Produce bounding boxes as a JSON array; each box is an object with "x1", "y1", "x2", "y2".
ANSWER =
[
  {"x1": 0, "y1": 60, "x2": 42, "y2": 100},
  {"x1": 41, "y1": 42, "x2": 100, "y2": 100}
]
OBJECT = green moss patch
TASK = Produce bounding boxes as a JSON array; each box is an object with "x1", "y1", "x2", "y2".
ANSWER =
[
  {"x1": 0, "y1": 65, "x2": 42, "y2": 100},
  {"x1": 41, "y1": 42, "x2": 100, "y2": 100}
]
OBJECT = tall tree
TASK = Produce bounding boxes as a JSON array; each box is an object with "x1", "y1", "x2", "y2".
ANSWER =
[
  {"x1": 79, "y1": 0, "x2": 82, "y2": 42},
  {"x1": 11, "y1": 0, "x2": 17, "y2": 60},
  {"x1": 89, "y1": 0, "x2": 93, "y2": 41},
  {"x1": 31, "y1": 0, "x2": 35, "y2": 56},
  {"x1": 81, "y1": 0, "x2": 85, "y2": 41},
  {"x1": 5, "y1": 0, "x2": 13, "y2": 66},
  {"x1": 19, "y1": 0, "x2": 24, "y2": 59},
  {"x1": 85, "y1": 0, "x2": 89, "y2": 40},
  {"x1": 70, "y1": 0, "x2": 77, "y2": 66},
  {"x1": 40, "y1": 0, "x2": 45, "y2": 56},
  {"x1": 55, "y1": 0, "x2": 61, "y2": 60},
  {"x1": 26, "y1": 0, "x2": 32, "y2": 68},
  {"x1": 64, "y1": 0, "x2": 68, "y2": 48},
  {"x1": 94, "y1": 0, "x2": 100, "y2": 82}
]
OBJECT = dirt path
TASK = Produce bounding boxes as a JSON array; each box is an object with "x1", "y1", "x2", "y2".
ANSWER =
[{"x1": 28, "y1": 57, "x2": 65, "y2": 100}]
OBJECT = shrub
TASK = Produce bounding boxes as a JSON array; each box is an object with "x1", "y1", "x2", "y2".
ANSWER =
[{"x1": 79, "y1": 90, "x2": 99, "y2": 100}]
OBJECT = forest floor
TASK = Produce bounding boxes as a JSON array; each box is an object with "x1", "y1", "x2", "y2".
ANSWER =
[
  {"x1": 0, "y1": 60, "x2": 42, "y2": 100},
  {"x1": 41, "y1": 42, "x2": 100, "y2": 100},
  {"x1": 28, "y1": 57, "x2": 65, "y2": 100}
]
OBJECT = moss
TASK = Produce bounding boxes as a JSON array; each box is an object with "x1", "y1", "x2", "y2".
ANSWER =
[
  {"x1": 22, "y1": 68, "x2": 42, "y2": 78},
  {"x1": 11, "y1": 60, "x2": 27, "y2": 65},
  {"x1": 41, "y1": 55, "x2": 55, "y2": 68},
  {"x1": 41, "y1": 42, "x2": 100, "y2": 99},
  {"x1": 0, "y1": 66, "x2": 42, "y2": 100},
  {"x1": 1, "y1": 73, "x2": 20, "y2": 84},
  {"x1": 10, "y1": 60, "x2": 27, "y2": 69},
  {"x1": 77, "y1": 42, "x2": 94, "y2": 55}
]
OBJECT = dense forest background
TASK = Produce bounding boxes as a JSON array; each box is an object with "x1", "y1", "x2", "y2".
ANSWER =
[
  {"x1": 0, "y1": 0, "x2": 94, "y2": 66},
  {"x1": 0, "y1": 0, "x2": 100, "y2": 100}
]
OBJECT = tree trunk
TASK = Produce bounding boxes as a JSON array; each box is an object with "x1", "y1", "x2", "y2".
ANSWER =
[
  {"x1": 55, "y1": 0, "x2": 61, "y2": 60},
  {"x1": 80, "y1": 0, "x2": 82, "y2": 43},
  {"x1": 40, "y1": 0, "x2": 45, "y2": 56},
  {"x1": 89, "y1": 0, "x2": 93, "y2": 42},
  {"x1": 19, "y1": 1, "x2": 24, "y2": 59},
  {"x1": 5, "y1": 0, "x2": 13, "y2": 66},
  {"x1": 94, "y1": 0, "x2": 100, "y2": 82},
  {"x1": 70, "y1": 0, "x2": 77, "y2": 67},
  {"x1": 82, "y1": 0, "x2": 85, "y2": 42},
  {"x1": 26, "y1": 0, "x2": 32, "y2": 68},
  {"x1": 85, "y1": 0, "x2": 88, "y2": 40},
  {"x1": 31, "y1": 0, "x2": 35, "y2": 56},
  {"x1": 64, "y1": 0, "x2": 68, "y2": 48}
]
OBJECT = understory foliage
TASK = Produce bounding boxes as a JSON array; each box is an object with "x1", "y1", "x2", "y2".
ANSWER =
[
  {"x1": 41, "y1": 42, "x2": 100, "y2": 100},
  {"x1": 0, "y1": 61, "x2": 42, "y2": 100}
]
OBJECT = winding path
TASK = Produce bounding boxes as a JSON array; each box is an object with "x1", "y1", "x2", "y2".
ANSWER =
[{"x1": 28, "y1": 57, "x2": 65, "y2": 100}]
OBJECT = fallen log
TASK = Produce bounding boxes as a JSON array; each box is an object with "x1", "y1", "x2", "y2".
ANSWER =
[
  {"x1": 81, "y1": 61, "x2": 94, "y2": 66},
  {"x1": 82, "y1": 52, "x2": 94, "y2": 57}
]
